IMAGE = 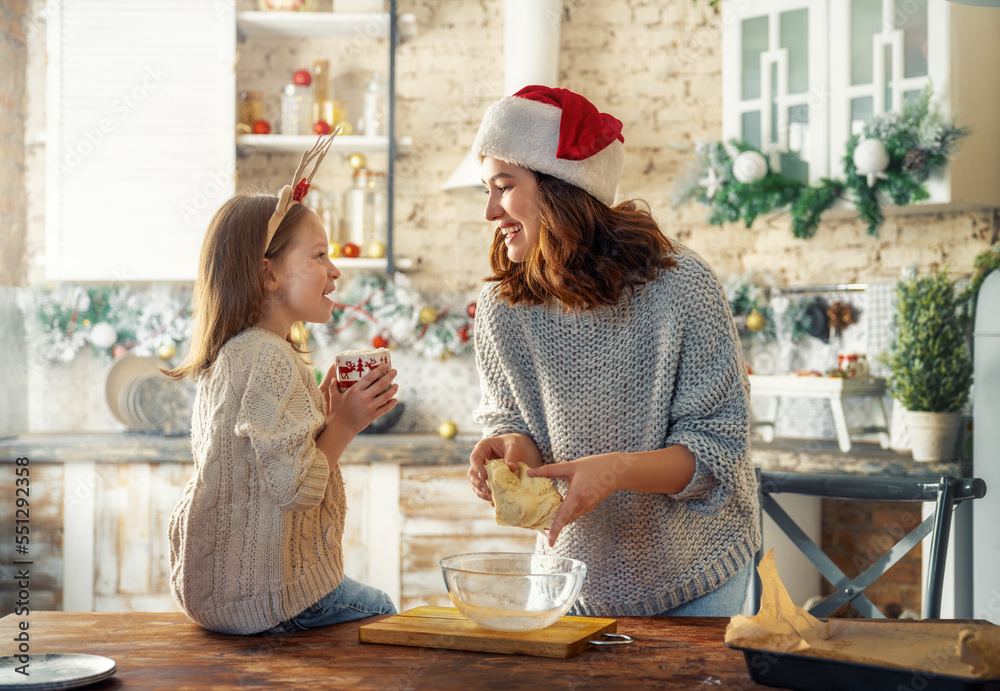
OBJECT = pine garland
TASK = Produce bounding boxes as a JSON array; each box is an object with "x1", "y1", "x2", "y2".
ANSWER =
[
  {"x1": 18, "y1": 275, "x2": 477, "y2": 364},
  {"x1": 676, "y1": 87, "x2": 968, "y2": 238}
]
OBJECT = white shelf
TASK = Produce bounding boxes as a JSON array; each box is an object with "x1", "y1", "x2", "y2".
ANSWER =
[
  {"x1": 237, "y1": 134, "x2": 412, "y2": 155},
  {"x1": 236, "y1": 11, "x2": 416, "y2": 40}
]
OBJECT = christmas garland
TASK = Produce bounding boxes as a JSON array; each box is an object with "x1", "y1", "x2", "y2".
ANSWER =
[
  {"x1": 16, "y1": 284, "x2": 192, "y2": 364},
  {"x1": 18, "y1": 275, "x2": 478, "y2": 364},
  {"x1": 674, "y1": 87, "x2": 969, "y2": 238},
  {"x1": 313, "y1": 272, "x2": 476, "y2": 360}
]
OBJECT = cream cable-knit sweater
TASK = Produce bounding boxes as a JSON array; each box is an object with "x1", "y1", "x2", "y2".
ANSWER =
[
  {"x1": 169, "y1": 327, "x2": 346, "y2": 635},
  {"x1": 473, "y1": 246, "x2": 761, "y2": 616}
]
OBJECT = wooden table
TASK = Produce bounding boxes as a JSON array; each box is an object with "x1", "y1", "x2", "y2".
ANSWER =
[{"x1": 0, "y1": 611, "x2": 772, "y2": 690}]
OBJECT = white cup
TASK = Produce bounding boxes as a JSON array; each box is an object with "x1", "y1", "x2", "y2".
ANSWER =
[{"x1": 335, "y1": 348, "x2": 391, "y2": 391}]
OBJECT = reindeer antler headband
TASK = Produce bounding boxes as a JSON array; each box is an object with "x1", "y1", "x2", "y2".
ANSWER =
[{"x1": 264, "y1": 128, "x2": 341, "y2": 252}]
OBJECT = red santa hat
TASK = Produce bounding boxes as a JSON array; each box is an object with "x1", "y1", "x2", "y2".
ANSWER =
[{"x1": 472, "y1": 85, "x2": 625, "y2": 206}]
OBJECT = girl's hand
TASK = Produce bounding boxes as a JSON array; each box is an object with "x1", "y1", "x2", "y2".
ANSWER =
[
  {"x1": 327, "y1": 362, "x2": 398, "y2": 436},
  {"x1": 528, "y1": 454, "x2": 625, "y2": 547},
  {"x1": 468, "y1": 433, "x2": 542, "y2": 504},
  {"x1": 318, "y1": 361, "x2": 340, "y2": 418}
]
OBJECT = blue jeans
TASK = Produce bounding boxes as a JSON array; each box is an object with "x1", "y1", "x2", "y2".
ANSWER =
[
  {"x1": 656, "y1": 560, "x2": 753, "y2": 617},
  {"x1": 263, "y1": 576, "x2": 396, "y2": 634}
]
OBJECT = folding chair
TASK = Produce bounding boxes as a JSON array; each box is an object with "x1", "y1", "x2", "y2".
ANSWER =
[{"x1": 748, "y1": 471, "x2": 987, "y2": 619}]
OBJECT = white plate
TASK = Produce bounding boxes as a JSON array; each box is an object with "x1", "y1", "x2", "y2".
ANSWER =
[
  {"x1": 0, "y1": 653, "x2": 116, "y2": 690},
  {"x1": 104, "y1": 355, "x2": 163, "y2": 428}
]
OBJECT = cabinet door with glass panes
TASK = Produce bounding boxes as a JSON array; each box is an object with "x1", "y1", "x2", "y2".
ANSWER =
[
  {"x1": 722, "y1": 0, "x2": 829, "y2": 187},
  {"x1": 828, "y1": 0, "x2": 1000, "y2": 208}
]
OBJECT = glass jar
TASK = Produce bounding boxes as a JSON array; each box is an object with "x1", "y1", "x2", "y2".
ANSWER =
[
  {"x1": 280, "y1": 84, "x2": 313, "y2": 135},
  {"x1": 362, "y1": 74, "x2": 389, "y2": 137},
  {"x1": 342, "y1": 169, "x2": 388, "y2": 256},
  {"x1": 238, "y1": 90, "x2": 263, "y2": 127}
]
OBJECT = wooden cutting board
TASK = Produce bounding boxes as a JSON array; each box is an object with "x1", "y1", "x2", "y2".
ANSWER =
[{"x1": 358, "y1": 606, "x2": 618, "y2": 658}]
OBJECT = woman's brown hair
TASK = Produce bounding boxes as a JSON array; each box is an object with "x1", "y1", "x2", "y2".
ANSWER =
[
  {"x1": 486, "y1": 172, "x2": 676, "y2": 310},
  {"x1": 165, "y1": 192, "x2": 310, "y2": 381}
]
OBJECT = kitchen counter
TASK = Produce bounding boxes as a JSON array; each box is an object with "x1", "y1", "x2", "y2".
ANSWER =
[
  {"x1": 0, "y1": 432, "x2": 971, "y2": 477},
  {"x1": 0, "y1": 611, "x2": 767, "y2": 690}
]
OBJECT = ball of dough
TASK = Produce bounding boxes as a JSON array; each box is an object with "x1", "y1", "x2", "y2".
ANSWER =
[{"x1": 485, "y1": 459, "x2": 563, "y2": 532}]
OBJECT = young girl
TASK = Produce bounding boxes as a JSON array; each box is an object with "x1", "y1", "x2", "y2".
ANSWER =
[
  {"x1": 167, "y1": 137, "x2": 398, "y2": 635},
  {"x1": 467, "y1": 86, "x2": 760, "y2": 618}
]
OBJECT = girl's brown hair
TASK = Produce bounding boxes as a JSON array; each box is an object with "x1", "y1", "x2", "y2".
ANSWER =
[
  {"x1": 486, "y1": 172, "x2": 676, "y2": 310},
  {"x1": 165, "y1": 192, "x2": 310, "y2": 381}
]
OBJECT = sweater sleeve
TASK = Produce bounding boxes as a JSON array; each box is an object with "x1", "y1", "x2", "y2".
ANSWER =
[
  {"x1": 663, "y1": 260, "x2": 751, "y2": 515},
  {"x1": 234, "y1": 340, "x2": 330, "y2": 511},
  {"x1": 472, "y1": 285, "x2": 532, "y2": 439}
]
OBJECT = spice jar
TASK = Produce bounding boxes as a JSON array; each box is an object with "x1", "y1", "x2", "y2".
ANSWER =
[
  {"x1": 280, "y1": 84, "x2": 313, "y2": 135},
  {"x1": 342, "y1": 169, "x2": 388, "y2": 256},
  {"x1": 362, "y1": 74, "x2": 389, "y2": 136},
  {"x1": 238, "y1": 90, "x2": 263, "y2": 127}
]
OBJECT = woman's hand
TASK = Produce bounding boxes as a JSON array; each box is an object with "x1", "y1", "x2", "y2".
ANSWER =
[
  {"x1": 468, "y1": 433, "x2": 542, "y2": 504},
  {"x1": 327, "y1": 362, "x2": 398, "y2": 436},
  {"x1": 528, "y1": 454, "x2": 627, "y2": 547}
]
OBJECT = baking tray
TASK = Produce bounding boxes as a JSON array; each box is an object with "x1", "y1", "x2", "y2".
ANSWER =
[{"x1": 726, "y1": 643, "x2": 1000, "y2": 691}]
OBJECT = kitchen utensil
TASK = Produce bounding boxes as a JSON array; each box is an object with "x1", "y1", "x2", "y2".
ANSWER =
[
  {"x1": 358, "y1": 606, "x2": 630, "y2": 659},
  {"x1": 439, "y1": 552, "x2": 586, "y2": 632}
]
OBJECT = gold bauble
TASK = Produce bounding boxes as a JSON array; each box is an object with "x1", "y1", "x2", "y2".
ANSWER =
[
  {"x1": 438, "y1": 421, "x2": 458, "y2": 439},
  {"x1": 418, "y1": 306, "x2": 438, "y2": 325},
  {"x1": 745, "y1": 309, "x2": 766, "y2": 332},
  {"x1": 349, "y1": 152, "x2": 367, "y2": 171},
  {"x1": 329, "y1": 243, "x2": 342, "y2": 258},
  {"x1": 157, "y1": 343, "x2": 177, "y2": 360},
  {"x1": 367, "y1": 241, "x2": 386, "y2": 258}
]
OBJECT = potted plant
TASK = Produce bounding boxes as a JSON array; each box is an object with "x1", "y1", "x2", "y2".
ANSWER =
[{"x1": 885, "y1": 269, "x2": 973, "y2": 462}]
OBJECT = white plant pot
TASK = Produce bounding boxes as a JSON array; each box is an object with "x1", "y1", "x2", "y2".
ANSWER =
[{"x1": 905, "y1": 411, "x2": 962, "y2": 462}]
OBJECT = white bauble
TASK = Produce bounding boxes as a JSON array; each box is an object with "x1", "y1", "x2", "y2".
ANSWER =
[
  {"x1": 853, "y1": 138, "x2": 889, "y2": 185},
  {"x1": 732, "y1": 151, "x2": 768, "y2": 184},
  {"x1": 88, "y1": 322, "x2": 117, "y2": 349}
]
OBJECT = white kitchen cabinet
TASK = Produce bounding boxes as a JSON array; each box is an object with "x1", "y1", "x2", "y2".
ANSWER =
[
  {"x1": 722, "y1": 0, "x2": 1000, "y2": 210},
  {"x1": 722, "y1": 0, "x2": 830, "y2": 186}
]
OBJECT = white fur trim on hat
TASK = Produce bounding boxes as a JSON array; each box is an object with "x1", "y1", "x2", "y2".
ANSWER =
[{"x1": 472, "y1": 96, "x2": 625, "y2": 206}]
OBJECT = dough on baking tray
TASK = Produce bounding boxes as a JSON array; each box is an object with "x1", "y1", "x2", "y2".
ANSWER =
[{"x1": 485, "y1": 458, "x2": 563, "y2": 532}]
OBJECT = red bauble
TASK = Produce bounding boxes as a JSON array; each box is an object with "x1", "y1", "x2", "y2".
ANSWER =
[
  {"x1": 292, "y1": 69, "x2": 312, "y2": 86},
  {"x1": 372, "y1": 335, "x2": 388, "y2": 349},
  {"x1": 457, "y1": 324, "x2": 471, "y2": 342},
  {"x1": 112, "y1": 344, "x2": 128, "y2": 358},
  {"x1": 466, "y1": 301, "x2": 477, "y2": 319},
  {"x1": 342, "y1": 243, "x2": 361, "y2": 258},
  {"x1": 252, "y1": 120, "x2": 271, "y2": 135},
  {"x1": 313, "y1": 120, "x2": 331, "y2": 135}
]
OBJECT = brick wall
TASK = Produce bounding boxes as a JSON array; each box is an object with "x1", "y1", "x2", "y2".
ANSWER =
[
  {"x1": 821, "y1": 499, "x2": 923, "y2": 617},
  {"x1": 0, "y1": 0, "x2": 27, "y2": 287}
]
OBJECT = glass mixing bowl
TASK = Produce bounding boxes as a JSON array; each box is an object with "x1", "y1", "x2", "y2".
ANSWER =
[{"x1": 440, "y1": 552, "x2": 587, "y2": 631}]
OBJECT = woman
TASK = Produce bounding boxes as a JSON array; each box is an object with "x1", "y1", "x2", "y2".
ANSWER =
[{"x1": 467, "y1": 85, "x2": 760, "y2": 617}]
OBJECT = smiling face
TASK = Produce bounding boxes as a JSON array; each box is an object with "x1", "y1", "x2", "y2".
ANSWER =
[
  {"x1": 482, "y1": 157, "x2": 543, "y2": 264},
  {"x1": 258, "y1": 209, "x2": 340, "y2": 336}
]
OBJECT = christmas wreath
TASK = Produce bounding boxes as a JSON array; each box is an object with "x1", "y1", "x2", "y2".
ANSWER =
[{"x1": 674, "y1": 87, "x2": 969, "y2": 238}]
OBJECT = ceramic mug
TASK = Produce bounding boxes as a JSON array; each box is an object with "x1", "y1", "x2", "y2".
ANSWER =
[{"x1": 335, "y1": 348, "x2": 391, "y2": 391}]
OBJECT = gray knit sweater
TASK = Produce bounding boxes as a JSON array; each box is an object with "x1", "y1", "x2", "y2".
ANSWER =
[
  {"x1": 169, "y1": 327, "x2": 346, "y2": 635},
  {"x1": 473, "y1": 246, "x2": 761, "y2": 616}
]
